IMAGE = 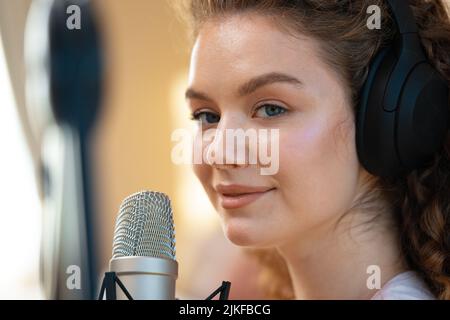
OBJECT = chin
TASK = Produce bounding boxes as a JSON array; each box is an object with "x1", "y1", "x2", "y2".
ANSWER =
[{"x1": 221, "y1": 218, "x2": 274, "y2": 248}]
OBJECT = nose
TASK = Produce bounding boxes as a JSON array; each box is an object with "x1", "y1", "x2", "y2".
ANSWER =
[{"x1": 203, "y1": 113, "x2": 251, "y2": 169}]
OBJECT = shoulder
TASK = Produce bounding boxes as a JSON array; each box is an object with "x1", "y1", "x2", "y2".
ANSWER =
[{"x1": 370, "y1": 271, "x2": 436, "y2": 300}]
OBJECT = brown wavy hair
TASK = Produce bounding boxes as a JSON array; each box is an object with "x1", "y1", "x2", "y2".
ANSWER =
[{"x1": 175, "y1": 0, "x2": 450, "y2": 299}]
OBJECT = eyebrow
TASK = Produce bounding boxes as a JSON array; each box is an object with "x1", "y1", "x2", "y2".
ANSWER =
[{"x1": 185, "y1": 72, "x2": 303, "y2": 102}]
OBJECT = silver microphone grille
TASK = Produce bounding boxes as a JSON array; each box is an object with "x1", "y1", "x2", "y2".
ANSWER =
[{"x1": 112, "y1": 191, "x2": 176, "y2": 260}]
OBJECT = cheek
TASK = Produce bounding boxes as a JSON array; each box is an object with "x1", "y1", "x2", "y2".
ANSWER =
[
  {"x1": 277, "y1": 115, "x2": 360, "y2": 226},
  {"x1": 192, "y1": 129, "x2": 212, "y2": 189},
  {"x1": 193, "y1": 163, "x2": 210, "y2": 188},
  {"x1": 192, "y1": 163, "x2": 216, "y2": 205}
]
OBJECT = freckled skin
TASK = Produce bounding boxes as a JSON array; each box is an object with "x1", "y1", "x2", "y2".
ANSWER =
[{"x1": 188, "y1": 14, "x2": 366, "y2": 248}]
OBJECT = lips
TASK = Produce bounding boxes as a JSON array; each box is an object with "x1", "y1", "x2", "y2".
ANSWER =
[{"x1": 215, "y1": 184, "x2": 275, "y2": 209}]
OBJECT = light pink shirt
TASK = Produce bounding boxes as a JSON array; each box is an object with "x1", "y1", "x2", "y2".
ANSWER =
[{"x1": 370, "y1": 271, "x2": 435, "y2": 300}]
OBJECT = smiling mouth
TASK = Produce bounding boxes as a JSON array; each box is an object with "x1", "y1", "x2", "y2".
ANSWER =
[{"x1": 218, "y1": 188, "x2": 276, "y2": 210}]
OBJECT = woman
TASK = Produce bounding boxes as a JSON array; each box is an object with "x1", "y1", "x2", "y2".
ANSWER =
[{"x1": 177, "y1": 0, "x2": 450, "y2": 299}]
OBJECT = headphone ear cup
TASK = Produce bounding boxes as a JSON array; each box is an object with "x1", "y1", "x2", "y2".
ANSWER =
[
  {"x1": 397, "y1": 62, "x2": 449, "y2": 169},
  {"x1": 356, "y1": 46, "x2": 402, "y2": 177}
]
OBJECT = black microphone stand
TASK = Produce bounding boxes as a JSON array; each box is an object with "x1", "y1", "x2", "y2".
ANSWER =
[
  {"x1": 98, "y1": 272, "x2": 133, "y2": 300},
  {"x1": 205, "y1": 281, "x2": 231, "y2": 300},
  {"x1": 98, "y1": 272, "x2": 231, "y2": 300}
]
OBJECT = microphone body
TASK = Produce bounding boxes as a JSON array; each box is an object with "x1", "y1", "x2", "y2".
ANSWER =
[{"x1": 109, "y1": 256, "x2": 177, "y2": 300}]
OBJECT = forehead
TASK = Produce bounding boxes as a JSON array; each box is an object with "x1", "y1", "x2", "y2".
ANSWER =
[{"x1": 188, "y1": 13, "x2": 327, "y2": 87}]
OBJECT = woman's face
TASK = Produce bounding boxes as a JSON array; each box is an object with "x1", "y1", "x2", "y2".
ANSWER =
[{"x1": 187, "y1": 13, "x2": 365, "y2": 248}]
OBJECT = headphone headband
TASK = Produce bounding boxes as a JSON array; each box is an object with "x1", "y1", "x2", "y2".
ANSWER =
[{"x1": 386, "y1": 0, "x2": 419, "y2": 34}]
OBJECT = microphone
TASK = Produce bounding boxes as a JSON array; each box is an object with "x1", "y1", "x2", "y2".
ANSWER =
[{"x1": 101, "y1": 190, "x2": 178, "y2": 300}]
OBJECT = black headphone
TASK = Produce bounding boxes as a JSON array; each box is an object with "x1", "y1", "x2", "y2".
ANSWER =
[{"x1": 356, "y1": 0, "x2": 449, "y2": 178}]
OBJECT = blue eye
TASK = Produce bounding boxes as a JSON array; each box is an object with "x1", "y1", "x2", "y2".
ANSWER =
[
  {"x1": 191, "y1": 111, "x2": 220, "y2": 124},
  {"x1": 254, "y1": 104, "x2": 287, "y2": 118}
]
